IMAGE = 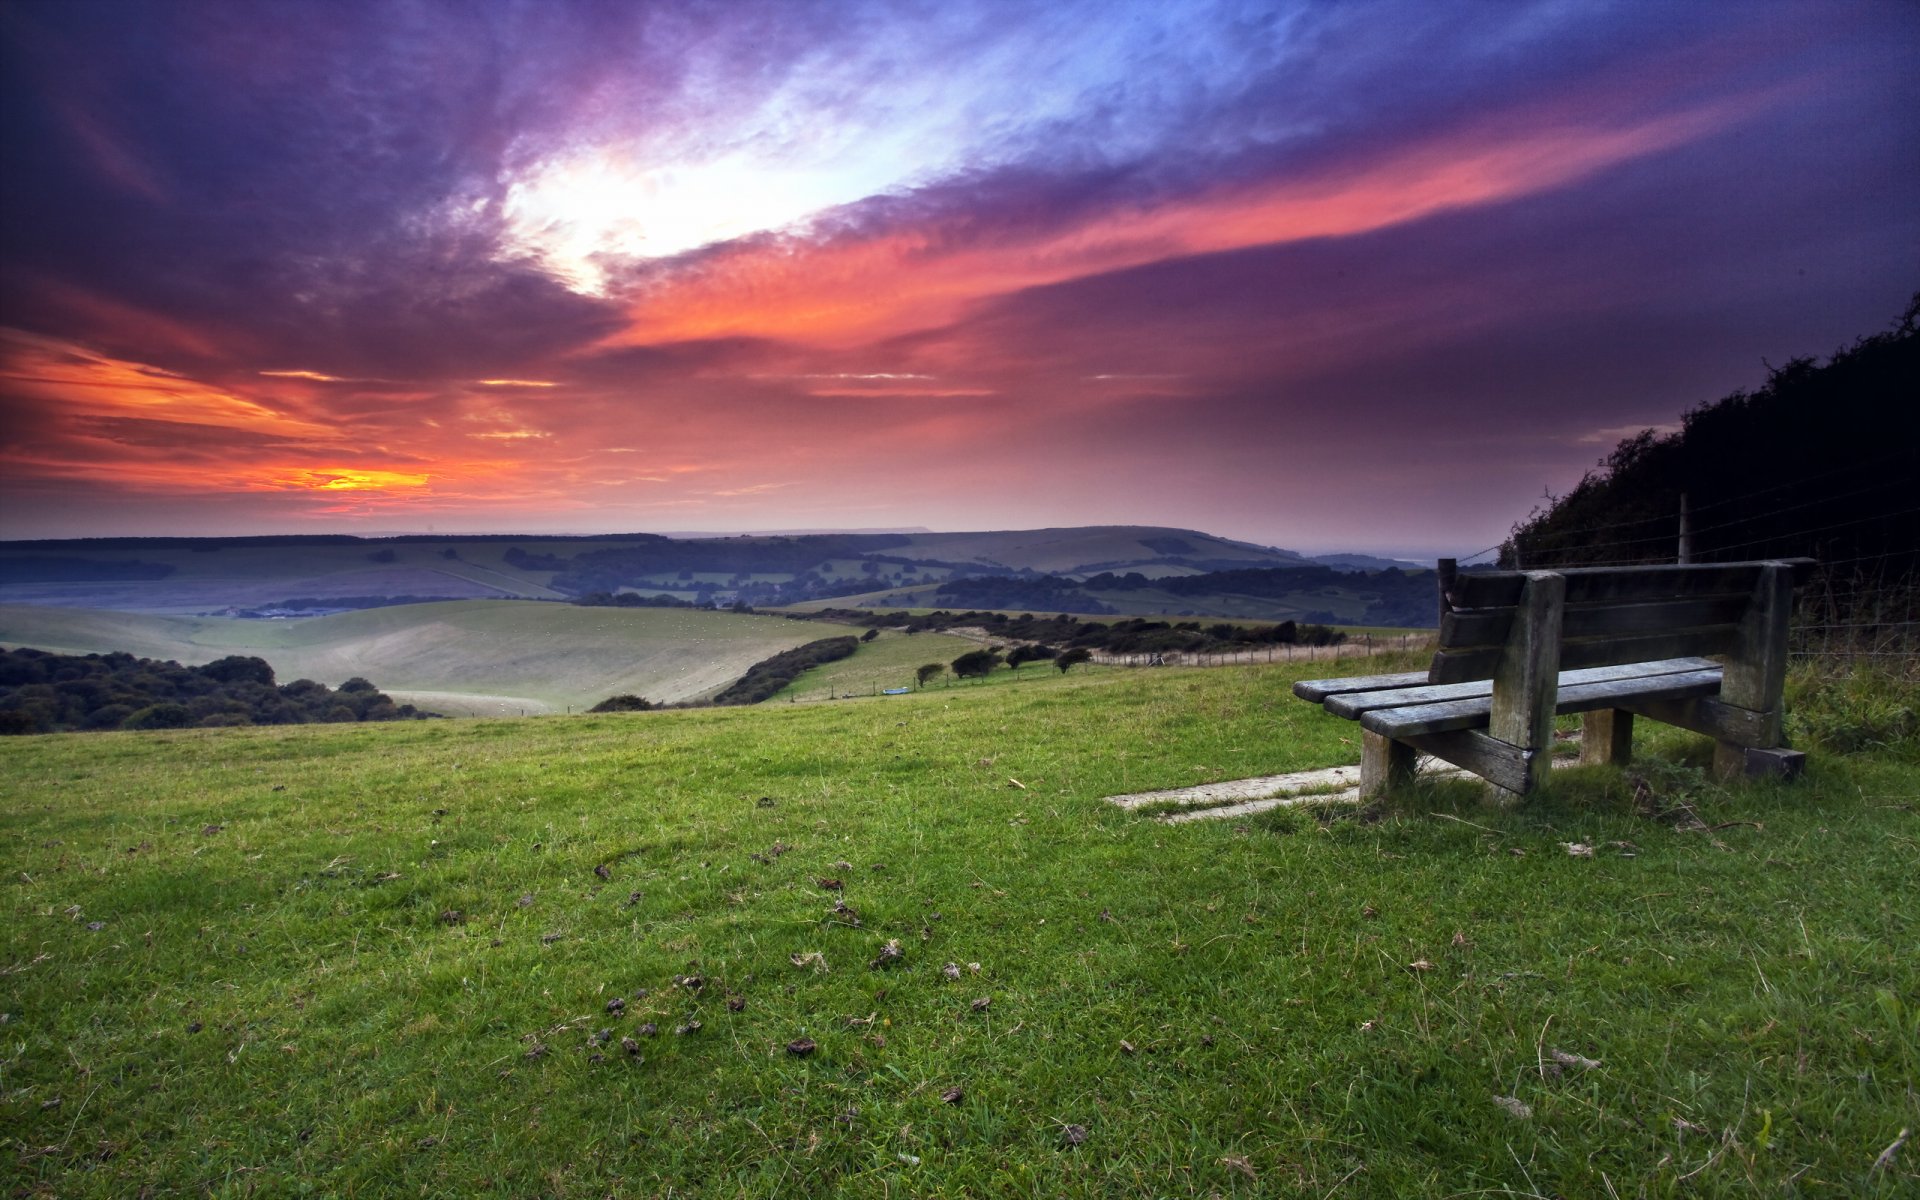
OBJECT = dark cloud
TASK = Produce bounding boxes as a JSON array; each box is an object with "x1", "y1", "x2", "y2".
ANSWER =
[{"x1": 0, "y1": 0, "x2": 1912, "y2": 547}]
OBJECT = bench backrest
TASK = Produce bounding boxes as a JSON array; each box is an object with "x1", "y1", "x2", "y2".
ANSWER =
[{"x1": 1431, "y1": 559, "x2": 1813, "y2": 683}]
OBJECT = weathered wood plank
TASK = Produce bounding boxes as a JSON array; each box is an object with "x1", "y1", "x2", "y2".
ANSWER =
[
  {"x1": 1432, "y1": 626, "x2": 1740, "y2": 682},
  {"x1": 1360, "y1": 730, "x2": 1417, "y2": 799},
  {"x1": 1617, "y1": 693, "x2": 1775, "y2": 746},
  {"x1": 1718, "y1": 562, "x2": 1792, "y2": 746},
  {"x1": 1446, "y1": 559, "x2": 1814, "y2": 610},
  {"x1": 1402, "y1": 730, "x2": 1533, "y2": 795},
  {"x1": 1580, "y1": 709, "x2": 1634, "y2": 767},
  {"x1": 1362, "y1": 669, "x2": 1723, "y2": 738},
  {"x1": 1325, "y1": 657, "x2": 1718, "y2": 719},
  {"x1": 1489, "y1": 573, "x2": 1563, "y2": 796},
  {"x1": 1442, "y1": 595, "x2": 1750, "y2": 649},
  {"x1": 1291, "y1": 670, "x2": 1431, "y2": 702}
]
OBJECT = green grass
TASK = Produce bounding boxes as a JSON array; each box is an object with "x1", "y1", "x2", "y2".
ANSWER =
[
  {"x1": 1, "y1": 661, "x2": 1914, "y2": 1197},
  {"x1": 0, "y1": 601, "x2": 835, "y2": 714},
  {"x1": 772, "y1": 629, "x2": 985, "y2": 700}
]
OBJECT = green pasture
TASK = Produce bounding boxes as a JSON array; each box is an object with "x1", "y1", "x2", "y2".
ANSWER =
[
  {"x1": 1, "y1": 659, "x2": 1913, "y2": 1197},
  {"x1": 773, "y1": 628, "x2": 993, "y2": 700}
]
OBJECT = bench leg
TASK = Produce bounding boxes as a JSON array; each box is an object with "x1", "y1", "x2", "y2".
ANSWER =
[
  {"x1": 1361, "y1": 730, "x2": 1417, "y2": 799},
  {"x1": 1580, "y1": 709, "x2": 1633, "y2": 767},
  {"x1": 1715, "y1": 740, "x2": 1807, "y2": 782}
]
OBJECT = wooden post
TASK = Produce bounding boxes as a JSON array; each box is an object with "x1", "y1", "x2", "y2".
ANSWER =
[
  {"x1": 1714, "y1": 562, "x2": 1792, "y2": 778},
  {"x1": 1360, "y1": 730, "x2": 1417, "y2": 798},
  {"x1": 1580, "y1": 710, "x2": 1634, "y2": 767},
  {"x1": 1677, "y1": 493, "x2": 1692, "y2": 564},
  {"x1": 1436, "y1": 558, "x2": 1457, "y2": 617},
  {"x1": 1489, "y1": 572, "x2": 1565, "y2": 794}
]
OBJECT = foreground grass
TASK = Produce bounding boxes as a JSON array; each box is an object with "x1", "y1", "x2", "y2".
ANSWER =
[{"x1": 1, "y1": 663, "x2": 1915, "y2": 1198}]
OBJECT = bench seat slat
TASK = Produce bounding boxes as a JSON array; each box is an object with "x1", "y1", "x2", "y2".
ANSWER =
[
  {"x1": 1361, "y1": 668, "x2": 1724, "y2": 739},
  {"x1": 1323, "y1": 657, "x2": 1719, "y2": 719},
  {"x1": 1291, "y1": 669, "x2": 1431, "y2": 702}
]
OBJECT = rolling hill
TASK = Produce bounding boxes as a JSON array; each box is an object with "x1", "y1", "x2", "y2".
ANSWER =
[
  {"x1": 0, "y1": 526, "x2": 1357, "y2": 615},
  {"x1": 0, "y1": 601, "x2": 830, "y2": 716}
]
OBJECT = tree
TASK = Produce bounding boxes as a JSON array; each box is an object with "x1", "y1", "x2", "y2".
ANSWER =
[
  {"x1": 951, "y1": 649, "x2": 1002, "y2": 678},
  {"x1": 1056, "y1": 647, "x2": 1093, "y2": 673},
  {"x1": 1006, "y1": 643, "x2": 1057, "y2": 670},
  {"x1": 201, "y1": 655, "x2": 275, "y2": 686},
  {"x1": 915, "y1": 662, "x2": 945, "y2": 688},
  {"x1": 860, "y1": 628, "x2": 880, "y2": 642}
]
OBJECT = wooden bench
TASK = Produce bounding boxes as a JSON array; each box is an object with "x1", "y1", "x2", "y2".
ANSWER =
[{"x1": 1293, "y1": 558, "x2": 1814, "y2": 797}]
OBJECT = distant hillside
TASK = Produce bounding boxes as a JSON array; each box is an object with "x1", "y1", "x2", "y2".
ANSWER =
[
  {"x1": 931, "y1": 564, "x2": 1437, "y2": 627},
  {"x1": 0, "y1": 525, "x2": 1322, "y2": 615},
  {"x1": 1507, "y1": 295, "x2": 1919, "y2": 577}
]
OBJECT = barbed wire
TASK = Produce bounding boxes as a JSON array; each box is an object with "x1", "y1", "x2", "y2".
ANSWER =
[{"x1": 1503, "y1": 446, "x2": 1920, "y2": 542}]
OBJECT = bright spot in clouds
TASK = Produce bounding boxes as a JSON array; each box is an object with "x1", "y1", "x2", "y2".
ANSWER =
[{"x1": 282, "y1": 469, "x2": 431, "y2": 492}]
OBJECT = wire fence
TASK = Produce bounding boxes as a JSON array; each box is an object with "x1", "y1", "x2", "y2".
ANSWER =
[{"x1": 1455, "y1": 456, "x2": 1919, "y2": 673}]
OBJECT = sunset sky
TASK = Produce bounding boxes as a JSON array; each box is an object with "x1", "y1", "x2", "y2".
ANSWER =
[{"x1": 1, "y1": 0, "x2": 1914, "y2": 557}]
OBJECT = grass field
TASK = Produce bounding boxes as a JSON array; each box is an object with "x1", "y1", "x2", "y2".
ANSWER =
[
  {"x1": 773, "y1": 629, "x2": 985, "y2": 701},
  {"x1": 0, "y1": 601, "x2": 833, "y2": 714},
  {"x1": 1, "y1": 659, "x2": 1914, "y2": 1197}
]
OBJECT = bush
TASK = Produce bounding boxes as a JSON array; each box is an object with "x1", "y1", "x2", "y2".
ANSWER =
[
  {"x1": 123, "y1": 703, "x2": 193, "y2": 730},
  {"x1": 590, "y1": 694, "x2": 655, "y2": 713},
  {"x1": 1006, "y1": 644, "x2": 1058, "y2": 670},
  {"x1": 952, "y1": 649, "x2": 1002, "y2": 678},
  {"x1": 1056, "y1": 647, "x2": 1093, "y2": 673},
  {"x1": 200, "y1": 655, "x2": 276, "y2": 686}
]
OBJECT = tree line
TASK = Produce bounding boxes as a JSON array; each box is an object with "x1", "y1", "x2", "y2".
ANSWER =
[
  {"x1": 792, "y1": 609, "x2": 1348, "y2": 654},
  {"x1": 0, "y1": 647, "x2": 435, "y2": 734},
  {"x1": 1506, "y1": 293, "x2": 1918, "y2": 577}
]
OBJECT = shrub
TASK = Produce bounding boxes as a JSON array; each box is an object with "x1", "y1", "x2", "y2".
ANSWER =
[
  {"x1": 952, "y1": 649, "x2": 1002, "y2": 678},
  {"x1": 1787, "y1": 665, "x2": 1918, "y2": 755},
  {"x1": 1006, "y1": 643, "x2": 1057, "y2": 670},
  {"x1": 123, "y1": 703, "x2": 193, "y2": 730},
  {"x1": 590, "y1": 694, "x2": 655, "y2": 713},
  {"x1": 200, "y1": 655, "x2": 276, "y2": 686}
]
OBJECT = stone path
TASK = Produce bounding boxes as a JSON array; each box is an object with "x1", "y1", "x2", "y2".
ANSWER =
[{"x1": 1105, "y1": 743, "x2": 1584, "y2": 823}]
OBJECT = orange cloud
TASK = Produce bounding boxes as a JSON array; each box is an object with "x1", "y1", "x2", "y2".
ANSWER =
[
  {"x1": 601, "y1": 93, "x2": 1765, "y2": 350},
  {"x1": 1, "y1": 329, "x2": 334, "y2": 439}
]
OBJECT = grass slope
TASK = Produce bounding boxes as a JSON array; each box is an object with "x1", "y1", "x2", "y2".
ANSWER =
[
  {"x1": 771, "y1": 628, "x2": 985, "y2": 700},
  {"x1": 0, "y1": 602, "x2": 830, "y2": 713},
  {"x1": 1, "y1": 663, "x2": 1913, "y2": 1197}
]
